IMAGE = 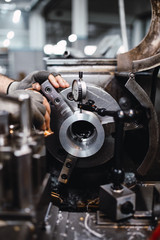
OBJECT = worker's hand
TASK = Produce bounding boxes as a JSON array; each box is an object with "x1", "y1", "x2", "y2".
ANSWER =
[
  {"x1": 7, "y1": 70, "x2": 69, "y2": 130},
  {"x1": 7, "y1": 70, "x2": 69, "y2": 94},
  {"x1": 41, "y1": 94, "x2": 51, "y2": 131},
  {"x1": 8, "y1": 89, "x2": 51, "y2": 130},
  {"x1": 32, "y1": 73, "x2": 69, "y2": 91}
]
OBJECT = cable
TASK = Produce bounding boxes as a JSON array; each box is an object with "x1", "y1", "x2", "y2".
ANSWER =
[{"x1": 84, "y1": 213, "x2": 104, "y2": 239}]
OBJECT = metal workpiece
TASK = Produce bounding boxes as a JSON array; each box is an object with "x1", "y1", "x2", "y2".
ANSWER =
[
  {"x1": 117, "y1": 0, "x2": 160, "y2": 72},
  {"x1": 59, "y1": 111, "x2": 105, "y2": 158}
]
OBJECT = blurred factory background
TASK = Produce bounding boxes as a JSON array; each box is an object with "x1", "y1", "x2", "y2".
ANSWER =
[{"x1": 0, "y1": 0, "x2": 151, "y2": 78}]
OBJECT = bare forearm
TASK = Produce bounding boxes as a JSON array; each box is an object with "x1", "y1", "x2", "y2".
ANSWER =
[{"x1": 0, "y1": 74, "x2": 15, "y2": 94}]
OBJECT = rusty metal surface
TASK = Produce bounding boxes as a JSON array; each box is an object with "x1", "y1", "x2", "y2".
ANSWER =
[
  {"x1": 46, "y1": 58, "x2": 117, "y2": 75},
  {"x1": 117, "y1": 0, "x2": 160, "y2": 72},
  {"x1": 46, "y1": 58, "x2": 117, "y2": 66}
]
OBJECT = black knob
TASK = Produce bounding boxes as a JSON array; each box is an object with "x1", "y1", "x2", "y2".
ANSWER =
[
  {"x1": 119, "y1": 97, "x2": 131, "y2": 110},
  {"x1": 79, "y1": 72, "x2": 83, "y2": 78},
  {"x1": 87, "y1": 99, "x2": 95, "y2": 105},
  {"x1": 61, "y1": 174, "x2": 67, "y2": 180},
  {"x1": 120, "y1": 201, "x2": 134, "y2": 214},
  {"x1": 111, "y1": 168, "x2": 125, "y2": 190}
]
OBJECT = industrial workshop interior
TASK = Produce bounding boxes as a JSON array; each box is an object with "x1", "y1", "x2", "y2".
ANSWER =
[{"x1": 1, "y1": 0, "x2": 160, "y2": 239}]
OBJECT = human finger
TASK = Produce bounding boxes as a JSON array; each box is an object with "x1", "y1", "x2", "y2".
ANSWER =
[
  {"x1": 43, "y1": 96, "x2": 51, "y2": 115},
  {"x1": 55, "y1": 75, "x2": 70, "y2": 88},
  {"x1": 48, "y1": 74, "x2": 60, "y2": 88},
  {"x1": 25, "y1": 90, "x2": 50, "y2": 130},
  {"x1": 48, "y1": 74, "x2": 69, "y2": 88},
  {"x1": 44, "y1": 110, "x2": 50, "y2": 130},
  {"x1": 32, "y1": 82, "x2": 41, "y2": 91},
  {"x1": 41, "y1": 121, "x2": 46, "y2": 131},
  {"x1": 40, "y1": 108, "x2": 50, "y2": 131}
]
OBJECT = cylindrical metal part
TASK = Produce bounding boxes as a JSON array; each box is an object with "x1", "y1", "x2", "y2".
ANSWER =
[
  {"x1": 0, "y1": 110, "x2": 9, "y2": 135},
  {"x1": 0, "y1": 146, "x2": 12, "y2": 208},
  {"x1": 59, "y1": 111, "x2": 105, "y2": 158},
  {"x1": 18, "y1": 94, "x2": 32, "y2": 139},
  {"x1": 0, "y1": 111, "x2": 9, "y2": 146},
  {"x1": 12, "y1": 145, "x2": 33, "y2": 209}
]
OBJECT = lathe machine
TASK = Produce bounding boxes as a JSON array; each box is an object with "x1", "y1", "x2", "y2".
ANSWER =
[
  {"x1": 1, "y1": 0, "x2": 160, "y2": 239},
  {"x1": 0, "y1": 59, "x2": 160, "y2": 240}
]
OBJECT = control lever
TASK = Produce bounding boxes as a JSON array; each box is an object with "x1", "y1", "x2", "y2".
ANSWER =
[
  {"x1": 41, "y1": 79, "x2": 69, "y2": 108},
  {"x1": 98, "y1": 100, "x2": 136, "y2": 220},
  {"x1": 78, "y1": 98, "x2": 148, "y2": 189},
  {"x1": 78, "y1": 97, "x2": 143, "y2": 220}
]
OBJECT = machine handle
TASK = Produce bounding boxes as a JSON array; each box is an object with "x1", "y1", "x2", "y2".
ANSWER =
[{"x1": 41, "y1": 80, "x2": 63, "y2": 104}]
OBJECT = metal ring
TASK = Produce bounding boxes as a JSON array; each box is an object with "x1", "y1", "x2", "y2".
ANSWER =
[{"x1": 59, "y1": 111, "x2": 105, "y2": 158}]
